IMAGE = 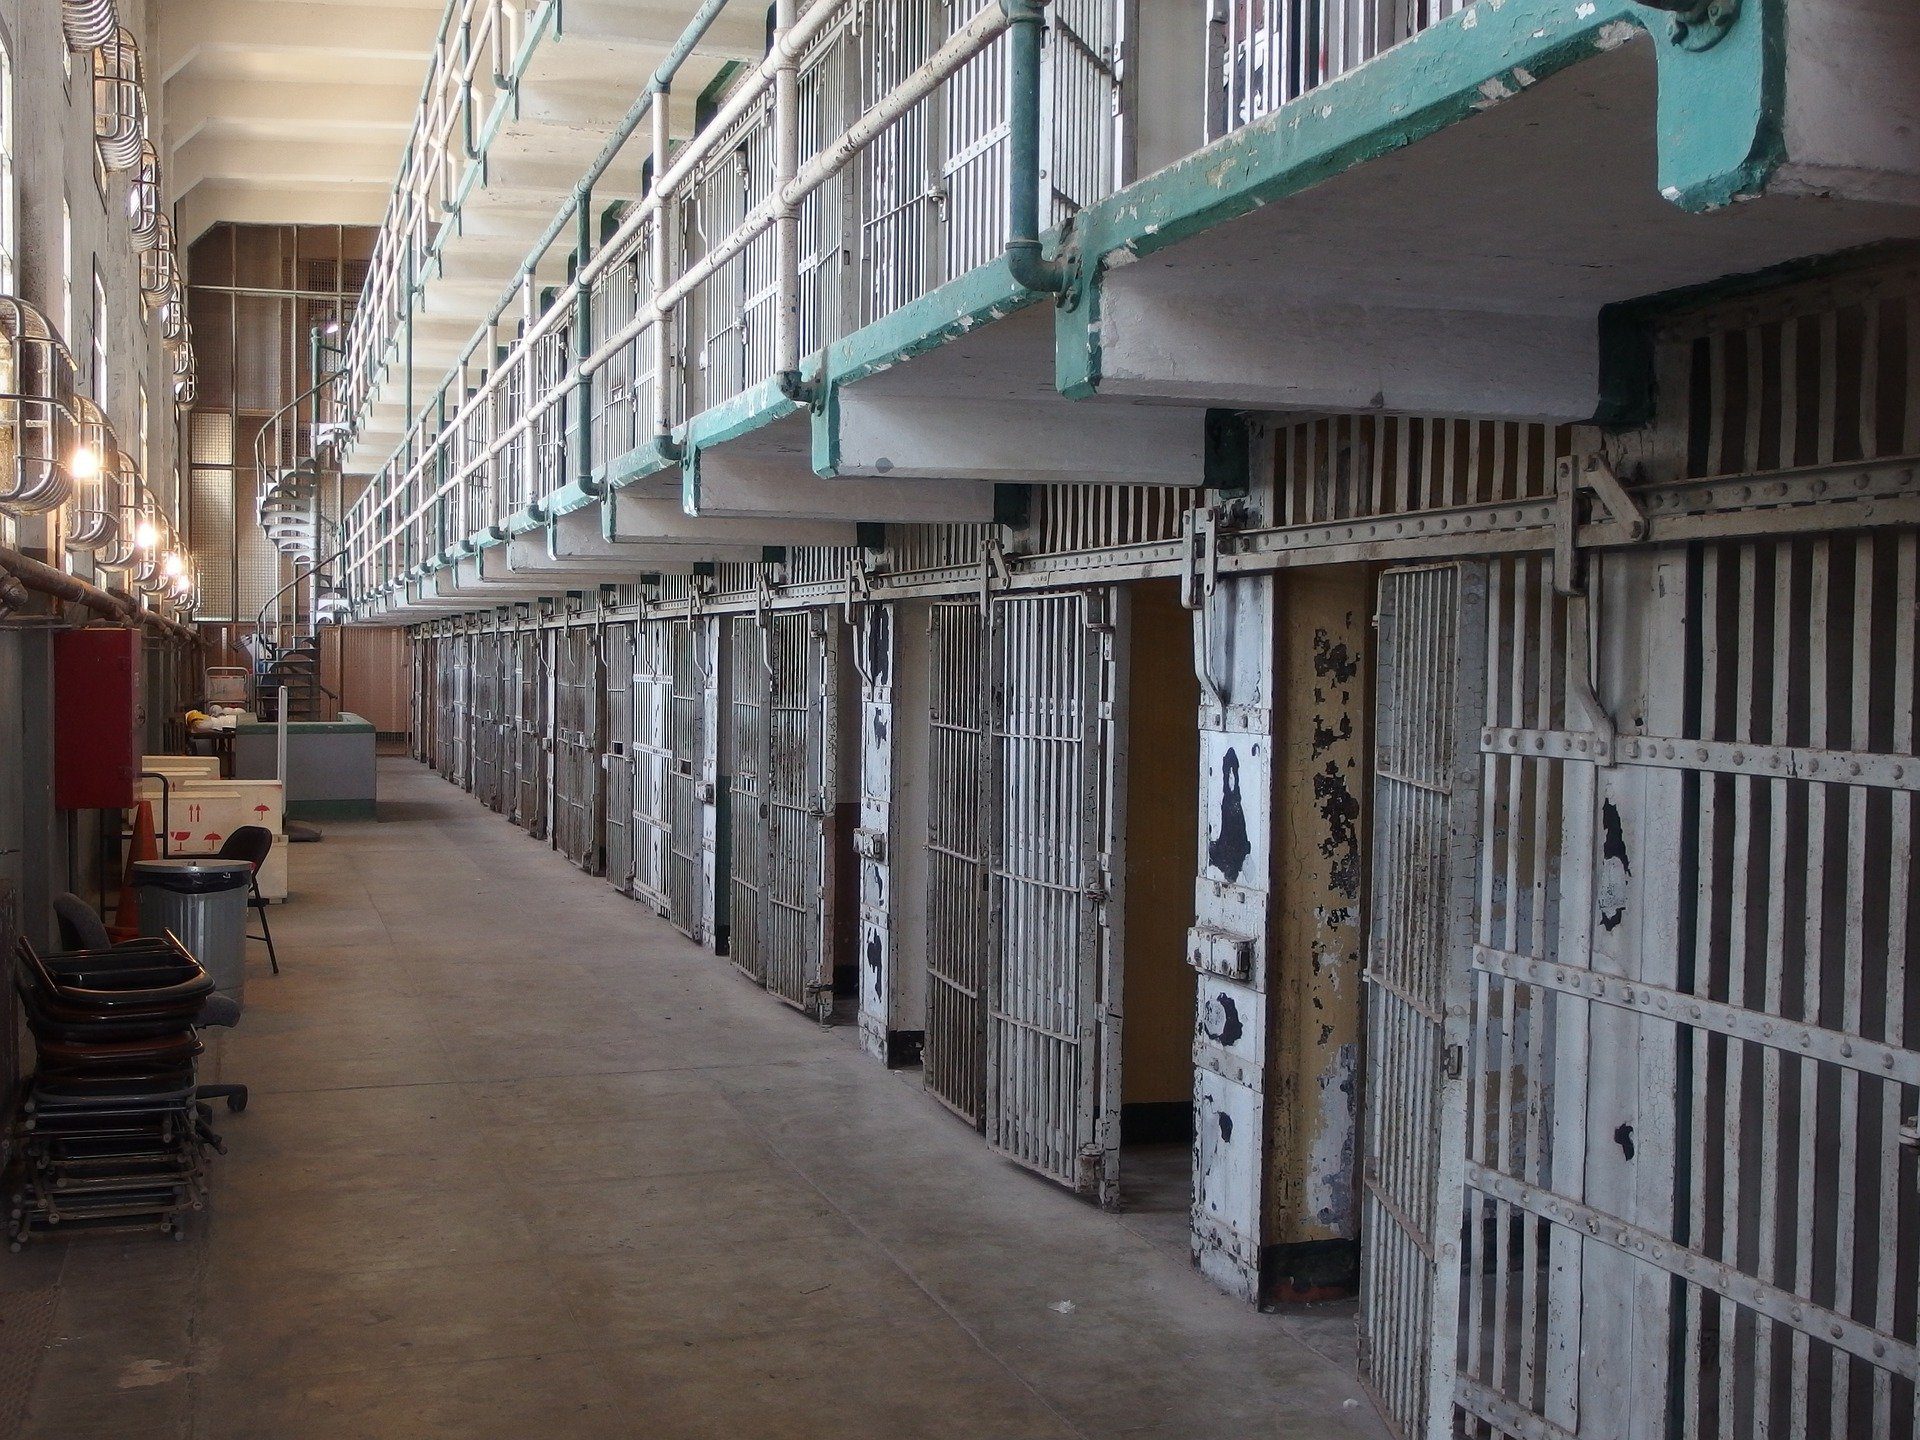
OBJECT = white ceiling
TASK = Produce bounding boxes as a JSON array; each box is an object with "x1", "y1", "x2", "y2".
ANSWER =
[{"x1": 154, "y1": 0, "x2": 441, "y2": 242}]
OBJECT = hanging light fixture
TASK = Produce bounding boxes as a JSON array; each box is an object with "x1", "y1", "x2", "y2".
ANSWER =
[{"x1": 0, "y1": 298, "x2": 81, "y2": 517}]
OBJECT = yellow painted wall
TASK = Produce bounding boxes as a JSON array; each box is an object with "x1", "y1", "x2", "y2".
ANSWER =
[
  {"x1": 1122, "y1": 580, "x2": 1201, "y2": 1106},
  {"x1": 1265, "y1": 564, "x2": 1372, "y2": 1246}
]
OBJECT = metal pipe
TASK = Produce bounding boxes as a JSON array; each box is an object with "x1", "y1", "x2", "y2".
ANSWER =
[
  {"x1": 1003, "y1": 0, "x2": 1071, "y2": 295},
  {"x1": 573, "y1": 190, "x2": 600, "y2": 497},
  {"x1": 772, "y1": 0, "x2": 807, "y2": 405},
  {"x1": 650, "y1": 83, "x2": 679, "y2": 453},
  {"x1": 0, "y1": 545, "x2": 196, "y2": 641}
]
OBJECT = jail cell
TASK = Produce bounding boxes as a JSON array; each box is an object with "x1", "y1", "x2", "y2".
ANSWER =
[
  {"x1": 411, "y1": 638, "x2": 434, "y2": 764},
  {"x1": 512, "y1": 628, "x2": 549, "y2": 841},
  {"x1": 469, "y1": 630, "x2": 506, "y2": 814},
  {"x1": 668, "y1": 617, "x2": 715, "y2": 943},
  {"x1": 629, "y1": 619, "x2": 675, "y2": 913},
  {"x1": 728, "y1": 614, "x2": 767, "y2": 983},
  {"x1": 552, "y1": 624, "x2": 601, "y2": 872},
  {"x1": 729, "y1": 611, "x2": 841, "y2": 1020},
  {"x1": 986, "y1": 589, "x2": 1120, "y2": 1200},
  {"x1": 435, "y1": 634, "x2": 466, "y2": 787},
  {"x1": 923, "y1": 599, "x2": 989, "y2": 1125},
  {"x1": 601, "y1": 622, "x2": 637, "y2": 894}
]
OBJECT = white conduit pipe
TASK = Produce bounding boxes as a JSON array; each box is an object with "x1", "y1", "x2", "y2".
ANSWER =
[
  {"x1": 650, "y1": 90, "x2": 677, "y2": 448},
  {"x1": 773, "y1": 0, "x2": 803, "y2": 386}
]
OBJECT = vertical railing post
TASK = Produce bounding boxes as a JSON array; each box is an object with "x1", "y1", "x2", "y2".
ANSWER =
[
  {"x1": 574, "y1": 185, "x2": 597, "y2": 496},
  {"x1": 772, "y1": 0, "x2": 806, "y2": 401},
  {"x1": 1002, "y1": 0, "x2": 1070, "y2": 295},
  {"x1": 650, "y1": 81, "x2": 679, "y2": 455}
]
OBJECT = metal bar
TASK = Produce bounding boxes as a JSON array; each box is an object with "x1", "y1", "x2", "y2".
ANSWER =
[
  {"x1": 1472, "y1": 942, "x2": 1916, "y2": 1086},
  {"x1": 1466, "y1": 1163, "x2": 1919, "y2": 1377},
  {"x1": 1482, "y1": 725, "x2": 1920, "y2": 791}
]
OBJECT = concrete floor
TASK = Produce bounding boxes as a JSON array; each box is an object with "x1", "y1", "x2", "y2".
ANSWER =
[{"x1": 6, "y1": 759, "x2": 1387, "y2": 1440}]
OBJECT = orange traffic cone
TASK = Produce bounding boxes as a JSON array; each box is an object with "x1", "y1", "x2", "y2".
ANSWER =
[{"x1": 110, "y1": 800, "x2": 160, "y2": 941}]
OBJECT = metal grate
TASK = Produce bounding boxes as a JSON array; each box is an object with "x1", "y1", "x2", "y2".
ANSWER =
[
  {"x1": 552, "y1": 625, "x2": 600, "y2": 871},
  {"x1": 765, "y1": 611, "x2": 838, "y2": 1016},
  {"x1": 630, "y1": 619, "x2": 675, "y2": 911},
  {"x1": 514, "y1": 630, "x2": 549, "y2": 840},
  {"x1": 985, "y1": 589, "x2": 1116, "y2": 1194},
  {"x1": 188, "y1": 468, "x2": 237, "y2": 618},
  {"x1": 1672, "y1": 262, "x2": 1920, "y2": 480},
  {"x1": 925, "y1": 599, "x2": 989, "y2": 1124},
  {"x1": 1029, "y1": 482, "x2": 1198, "y2": 553},
  {"x1": 602, "y1": 622, "x2": 638, "y2": 892},
  {"x1": 668, "y1": 618, "x2": 710, "y2": 941},
  {"x1": 1271, "y1": 413, "x2": 1571, "y2": 527},
  {"x1": 1360, "y1": 561, "x2": 1485, "y2": 1439},
  {"x1": 468, "y1": 630, "x2": 505, "y2": 812},
  {"x1": 729, "y1": 614, "x2": 769, "y2": 981}
]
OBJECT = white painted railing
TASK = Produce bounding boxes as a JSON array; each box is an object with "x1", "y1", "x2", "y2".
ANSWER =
[
  {"x1": 338, "y1": 0, "x2": 1119, "y2": 604},
  {"x1": 332, "y1": 0, "x2": 538, "y2": 435},
  {"x1": 1205, "y1": 0, "x2": 1474, "y2": 140}
]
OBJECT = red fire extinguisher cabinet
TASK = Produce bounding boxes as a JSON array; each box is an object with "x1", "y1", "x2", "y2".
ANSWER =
[{"x1": 53, "y1": 628, "x2": 143, "y2": 809}]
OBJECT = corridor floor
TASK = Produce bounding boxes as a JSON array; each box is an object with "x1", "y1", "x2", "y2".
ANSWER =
[{"x1": 7, "y1": 759, "x2": 1386, "y2": 1440}]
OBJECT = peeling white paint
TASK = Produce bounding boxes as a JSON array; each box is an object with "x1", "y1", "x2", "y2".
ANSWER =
[
  {"x1": 1575, "y1": 1, "x2": 1596, "y2": 17},
  {"x1": 1594, "y1": 19, "x2": 1639, "y2": 49}
]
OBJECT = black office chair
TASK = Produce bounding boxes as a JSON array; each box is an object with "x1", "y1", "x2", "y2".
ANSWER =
[
  {"x1": 52, "y1": 892, "x2": 247, "y2": 1114},
  {"x1": 215, "y1": 826, "x2": 279, "y2": 976}
]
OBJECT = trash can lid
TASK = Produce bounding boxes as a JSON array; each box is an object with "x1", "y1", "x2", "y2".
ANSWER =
[{"x1": 131, "y1": 858, "x2": 253, "y2": 893}]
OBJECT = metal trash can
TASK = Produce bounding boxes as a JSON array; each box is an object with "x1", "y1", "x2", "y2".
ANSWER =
[{"x1": 133, "y1": 859, "x2": 252, "y2": 1003}]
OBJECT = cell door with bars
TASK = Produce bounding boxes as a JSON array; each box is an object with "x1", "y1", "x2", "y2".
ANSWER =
[
  {"x1": 512, "y1": 629, "x2": 549, "y2": 840},
  {"x1": 630, "y1": 619, "x2": 675, "y2": 912},
  {"x1": 729, "y1": 612, "x2": 839, "y2": 1017},
  {"x1": 668, "y1": 617, "x2": 713, "y2": 942},
  {"x1": 1449, "y1": 539, "x2": 1920, "y2": 1440},
  {"x1": 437, "y1": 636, "x2": 467, "y2": 787},
  {"x1": 553, "y1": 625, "x2": 601, "y2": 872},
  {"x1": 601, "y1": 622, "x2": 637, "y2": 894},
  {"x1": 924, "y1": 600, "x2": 989, "y2": 1125},
  {"x1": 411, "y1": 639, "x2": 433, "y2": 763},
  {"x1": 1358, "y1": 561, "x2": 1487, "y2": 1439},
  {"x1": 470, "y1": 631, "x2": 504, "y2": 813},
  {"x1": 729, "y1": 615, "x2": 769, "y2": 982},
  {"x1": 986, "y1": 589, "x2": 1120, "y2": 1199}
]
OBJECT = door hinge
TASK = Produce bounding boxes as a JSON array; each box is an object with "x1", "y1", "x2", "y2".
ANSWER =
[{"x1": 1442, "y1": 1044, "x2": 1465, "y2": 1080}]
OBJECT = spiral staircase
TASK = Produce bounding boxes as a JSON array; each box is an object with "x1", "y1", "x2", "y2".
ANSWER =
[{"x1": 253, "y1": 389, "x2": 352, "y2": 722}]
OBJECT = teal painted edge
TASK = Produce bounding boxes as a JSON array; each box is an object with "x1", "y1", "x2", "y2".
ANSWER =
[
  {"x1": 811, "y1": 256, "x2": 1040, "y2": 475},
  {"x1": 538, "y1": 478, "x2": 602, "y2": 519},
  {"x1": 605, "y1": 437, "x2": 680, "y2": 491},
  {"x1": 825, "y1": 256, "x2": 1036, "y2": 390},
  {"x1": 1055, "y1": 0, "x2": 1784, "y2": 397}
]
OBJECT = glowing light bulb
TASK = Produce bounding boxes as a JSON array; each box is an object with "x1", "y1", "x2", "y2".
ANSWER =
[
  {"x1": 70, "y1": 445, "x2": 100, "y2": 480},
  {"x1": 135, "y1": 520, "x2": 158, "y2": 550},
  {"x1": 163, "y1": 551, "x2": 185, "y2": 578}
]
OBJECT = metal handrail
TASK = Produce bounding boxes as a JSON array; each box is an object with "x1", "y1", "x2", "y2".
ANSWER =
[{"x1": 333, "y1": 0, "x2": 1064, "y2": 610}]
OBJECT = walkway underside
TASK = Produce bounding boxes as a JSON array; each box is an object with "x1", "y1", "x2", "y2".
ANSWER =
[{"x1": 5, "y1": 759, "x2": 1381, "y2": 1440}]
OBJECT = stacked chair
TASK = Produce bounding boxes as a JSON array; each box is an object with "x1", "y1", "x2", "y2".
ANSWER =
[{"x1": 9, "y1": 930, "x2": 225, "y2": 1247}]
